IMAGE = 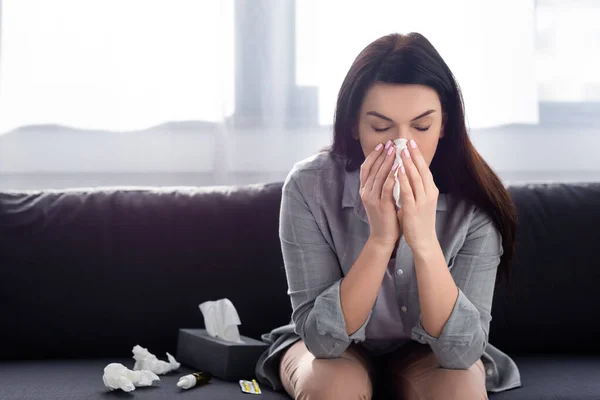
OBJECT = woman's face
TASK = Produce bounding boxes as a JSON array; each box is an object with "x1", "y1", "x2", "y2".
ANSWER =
[{"x1": 355, "y1": 83, "x2": 444, "y2": 167}]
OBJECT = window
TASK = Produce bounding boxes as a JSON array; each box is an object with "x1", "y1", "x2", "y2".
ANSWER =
[{"x1": 0, "y1": 0, "x2": 598, "y2": 190}]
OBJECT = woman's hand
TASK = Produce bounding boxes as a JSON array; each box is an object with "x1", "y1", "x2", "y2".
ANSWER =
[
  {"x1": 396, "y1": 139, "x2": 440, "y2": 253},
  {"x1": 360, "y1": 140, "x2": 401, "y2": 247}
]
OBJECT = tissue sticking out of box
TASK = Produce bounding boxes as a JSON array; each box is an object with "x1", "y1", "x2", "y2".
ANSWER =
[
  {"x1": 103, "y1": 363, "x2": 160, "y2": 392},
  {"x1": 393, "y1": 138, "x2": 409, "y2": 209},
  {"x1": 132, "y1": 345, "x2": 181, "y2": 375},
  {"x1": 199, "y1": 298, "x2": 243, "y2": 343}
]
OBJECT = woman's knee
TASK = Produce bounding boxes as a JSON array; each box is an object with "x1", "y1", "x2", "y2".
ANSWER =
[
  {"x1": 279, "y1": 341, "x2": 372, "y2": 400},
  {"x1": 295, "y1": 359, "x2": 372, "y2": 400},
  {"x1": 399, "y1": 359, "x2": 488, "y2": 400}
]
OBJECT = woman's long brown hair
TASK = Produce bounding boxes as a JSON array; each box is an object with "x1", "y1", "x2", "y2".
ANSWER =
[{"x1": 324, "y1": 33, "x2": 517, "y2": 282}]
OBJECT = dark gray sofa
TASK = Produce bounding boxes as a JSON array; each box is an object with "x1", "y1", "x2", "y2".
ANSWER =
[{"x1": 1, "y1": 182, "x2": 599, "y2": 399}]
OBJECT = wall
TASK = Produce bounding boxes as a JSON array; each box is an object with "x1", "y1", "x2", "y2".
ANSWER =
[{"x1": 0, "y1": 121, "x2": 598, "y2": 191}]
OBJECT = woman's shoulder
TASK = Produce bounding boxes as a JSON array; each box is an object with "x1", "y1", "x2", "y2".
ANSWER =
[
  {"x1": 283, "y1": 151, "x2": 345, "y2": 191},
  {"x1": 288, "y1": 151, "x2": 342, "y2": 174}
]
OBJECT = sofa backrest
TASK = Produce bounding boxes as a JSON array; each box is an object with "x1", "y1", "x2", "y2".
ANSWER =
[
  {"x1": 0, "y1": 184, "x2": 290, "y2": 360},
  {"x1": 1, "y1": 182, "x2": 599, "y2": 360},
  {"x1": 490, "y1": 182, "x2": 600, "y2": 354}
]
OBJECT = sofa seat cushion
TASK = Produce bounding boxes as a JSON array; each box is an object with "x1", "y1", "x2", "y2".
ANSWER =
[
  {"x1": 1, "y1": 355, "x2": 599, "y2": 399},
  {"x1": 0, "y1": 358, "x2": 289, "y2": 400},
  {"x1": 490, "y1": 356, "x2": 600, "y2": 400}
]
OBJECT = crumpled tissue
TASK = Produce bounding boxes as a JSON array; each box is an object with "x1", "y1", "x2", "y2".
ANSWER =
[
  {"x1": 132, "y1": 345, "x2": 181, "y2": 374},
  {"x1": 102, "y1": 363, "x2": 160, "y2": 392},
  {"x1": 393, "y1": 138, "x2": 409, "y2": 209},
  {"x1": 199, "y1": 298, "x2": 243, "y2": 342}
]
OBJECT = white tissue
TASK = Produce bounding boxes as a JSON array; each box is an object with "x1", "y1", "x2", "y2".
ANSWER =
[
  {"x1": 132, "y1": 345, "x2": 181, "y2": 375},
  {"x1": 199, "y1": 298, "x2": 243, "y2": 343},
  {"x1": 393, "y1": 138, "x2": 409, "y2": 208},
  {"x1": 102, "y1": 363, "x2": 160, "y2": 392}
]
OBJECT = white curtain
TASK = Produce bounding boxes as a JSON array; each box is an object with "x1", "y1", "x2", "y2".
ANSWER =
[{"x1": 0, "y1": 0, "x2": 537, "y2": 133}]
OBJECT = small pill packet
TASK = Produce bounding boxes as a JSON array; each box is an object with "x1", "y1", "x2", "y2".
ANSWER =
[{"x1": 239, "y1": 379, "x2": 261, "y2": 394}]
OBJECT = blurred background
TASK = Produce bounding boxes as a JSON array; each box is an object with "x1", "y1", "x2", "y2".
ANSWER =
[{"x1": 0, "y1": 0, "x2": 598, "y2": 191}]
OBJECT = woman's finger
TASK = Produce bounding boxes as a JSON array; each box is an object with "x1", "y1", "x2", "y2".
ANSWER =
[
  {"x1": 407, "y1": 139, "x2": 436, "y2": 192},
  {"x1": 381, "y1": 160, "x2": 399, "y2": 201},
  {"x1": 364, "y1": 141, "x2": 393, "y2": 193},
  {"x1": 371, "y1": 144, "x2": 396, "y2": 198},
  {"x1": 400, "y1": 147, "x2": 426, "y2": 202},
  {"x1": 398, "y1": 164, "x2": 416, "y2": 208},
  {"x1": 360, "y1": 142, "x2": 385, "y2": 189}
]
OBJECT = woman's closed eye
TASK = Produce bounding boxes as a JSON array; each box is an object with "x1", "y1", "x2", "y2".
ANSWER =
[
  {"x1": 372, "y1": 125, "x2": 431, "y2": 132},
  {"x1": 373, "y1": 126, "x2": 391, "y2": 133}
]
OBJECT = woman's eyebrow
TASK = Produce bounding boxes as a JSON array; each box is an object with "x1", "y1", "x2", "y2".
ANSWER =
[
  {"x1": 366, "y1": 111, "x2": 393, "y2": 122},
  {"x1": 366, "y1": 109, "x2": 436, "y2": 123},
  {"x1": 411, "y1": 109, "x2": 436, "y2": 122}
]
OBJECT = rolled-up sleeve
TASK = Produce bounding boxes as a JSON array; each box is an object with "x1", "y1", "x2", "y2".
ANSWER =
[
  {"x1": 280, "y1": 172, "x2": 370, "y2": 359},
  {"x1": 411, "y1": 207, "x2": 503, "y2": 369}
]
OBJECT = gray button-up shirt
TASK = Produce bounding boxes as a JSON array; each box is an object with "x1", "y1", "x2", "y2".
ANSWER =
[{"x1": 255, "y1": 152, "x2": 521, "y2": 393}]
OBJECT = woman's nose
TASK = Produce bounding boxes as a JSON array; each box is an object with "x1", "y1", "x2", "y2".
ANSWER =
[
  {"x1": 392, "y1": 134, "x2": 411, "y2": 144},
  {"x1": 393, "y1": 127, "x2": 411, "y2": 141}
]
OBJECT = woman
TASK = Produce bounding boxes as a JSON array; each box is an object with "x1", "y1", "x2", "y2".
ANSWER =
[{"x1": 256, "y1": 32, "x2": 521, "y2": 399}]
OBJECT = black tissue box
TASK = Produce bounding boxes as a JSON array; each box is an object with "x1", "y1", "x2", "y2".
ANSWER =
[{"x1": 176, "y1": 329, "x2": 269, "y2": 381}]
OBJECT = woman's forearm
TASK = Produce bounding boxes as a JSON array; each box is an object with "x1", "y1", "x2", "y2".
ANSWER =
[
  {"x1": 340, "y1": 237, "x2": 395, "y2": 335},
  {"x1": 413, "y1": 240, "x2": 459, "y2": 338}
]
